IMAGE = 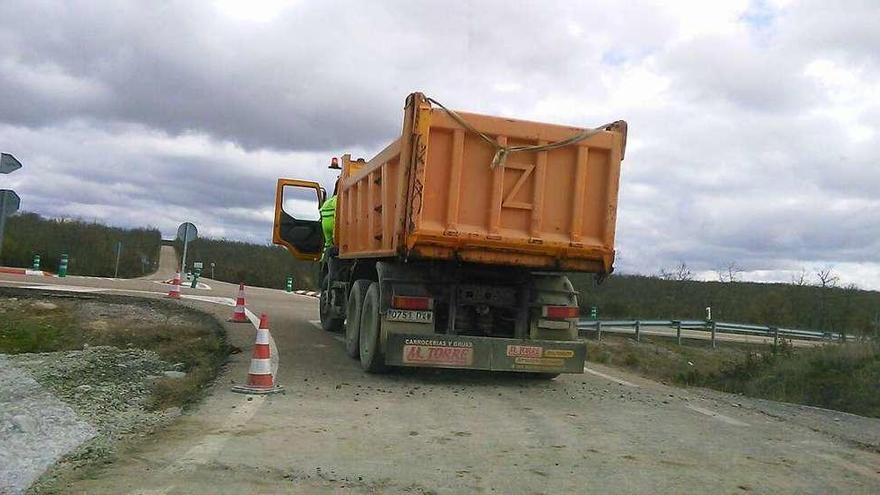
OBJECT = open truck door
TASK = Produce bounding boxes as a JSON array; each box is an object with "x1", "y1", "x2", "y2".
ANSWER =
[{"x1": 273, "y1": 179, "x2": 325, "y2": 261}]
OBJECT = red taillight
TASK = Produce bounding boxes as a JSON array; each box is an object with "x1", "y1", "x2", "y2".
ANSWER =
[
  {"x1": 542, "y1": 305, "x2": 579, "y2": 319},
  {"x1": 392, "y1": 295, "x2": 434, "y2": 310}
]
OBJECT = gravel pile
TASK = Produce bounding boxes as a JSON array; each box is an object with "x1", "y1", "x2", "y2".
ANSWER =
[{"x1": 9, "y1": 346, "x2": 184, "y2": 440}]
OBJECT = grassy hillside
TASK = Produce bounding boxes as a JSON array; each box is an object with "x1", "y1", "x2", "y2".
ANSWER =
[
  {"x1": 174, "y1": 238, "x2": 318, "y2": 290},
  {"x1": 1, "y1": 212, "x2": 161, "y2": 278},
  {"x1": 570, "y1": 273, "x2": 880, "y2": 338}
]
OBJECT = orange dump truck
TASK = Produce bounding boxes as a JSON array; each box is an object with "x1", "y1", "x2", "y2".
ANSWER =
[{"x1": 274, "y1": 92, "x2": 627, "y2": 376}]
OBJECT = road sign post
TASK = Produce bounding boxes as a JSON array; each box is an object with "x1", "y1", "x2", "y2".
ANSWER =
[
  {"x1": 114, "y1": 241, "x2": 123, "y2": 278},
  {"x1": 176, "y1": 222, "x2": 198, "y2": 275},
  {"x1": 0, "y1": 189, "x2": 21, "y2": 260},
  {"x1": 0, "y1": 153, "x2": 23, "y2": 261}
]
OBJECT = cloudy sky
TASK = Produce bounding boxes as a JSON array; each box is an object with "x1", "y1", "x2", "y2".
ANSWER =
[{"x1": 0, "y1": 0, "x2": 877, "y2": 288}]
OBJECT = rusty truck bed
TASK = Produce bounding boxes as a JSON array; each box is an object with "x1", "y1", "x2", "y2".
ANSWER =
[{"x1": 335, "y1": 93, "x2": 627, "y2": 274}]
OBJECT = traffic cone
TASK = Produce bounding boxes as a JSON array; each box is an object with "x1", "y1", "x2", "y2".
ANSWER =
[
  {"x1": 228, "y1": 283, "x2": 249, "y2": 323},
  {"x1": 232, "y1": 313, "x2": 283, "y2": 394},
  {"x1": 166, "y1": 272, "x2": 181, "y2": 299}
]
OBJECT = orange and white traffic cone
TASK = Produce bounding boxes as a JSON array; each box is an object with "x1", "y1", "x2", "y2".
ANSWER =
[
  {"x1": 232, "y1": 313, "x2": 282, "y2": 394},
  {"x1": 166, "y1": 272, "x2": 181, "y2": 299},
  {"x1": 228, "y1": 283, "x2": 249, "y2": 323}
]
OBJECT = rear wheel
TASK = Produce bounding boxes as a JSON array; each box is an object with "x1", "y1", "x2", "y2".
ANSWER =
[
  {"x1": 345, "y1": 279, "x2": 372, "y2": 359},
  {"x1": 359, "y1": 282, "x2": 388, "y2": 373},
  {"x1": 319, "y1": 275, "x2": 344, "y2": 332}
]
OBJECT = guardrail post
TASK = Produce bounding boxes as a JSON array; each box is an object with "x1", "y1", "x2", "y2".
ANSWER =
[
  {"x1": 596, "y1": 320, "x2": 602, "y2": 341},
  {"x1": 635, "y1": 320, "x2": 641, "y2": 342},
  {"x1": 710, "y1": 320, "x2": 716, "y2": 349},
  {"x1": 772, "y1": 327, "x2": 779, "y2": 348},
  {"x1": 675, "y1": 320, "x2": 682, "y2": 346}
]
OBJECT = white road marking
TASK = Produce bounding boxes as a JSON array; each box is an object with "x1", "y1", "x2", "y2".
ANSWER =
[
  {"x1": 583, "y1": 366, "x2": 639, "y2": 387},
  {"x1": 131, "y1": 396, "x2": 268, "y2": 495},
  {"x1": 685, "y1": 404, "x2": 749, "y2": 426},
  {"x1": 21, "y1": 284, "x2": 106, "y2": 293}
]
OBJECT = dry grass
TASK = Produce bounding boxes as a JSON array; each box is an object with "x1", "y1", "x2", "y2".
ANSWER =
[
  {"x1": 585, "y1": 334, "x2": 880, "y2": 417},
  {"x1": 0, "y1": 292, "x2": 228, "y2": 410}
]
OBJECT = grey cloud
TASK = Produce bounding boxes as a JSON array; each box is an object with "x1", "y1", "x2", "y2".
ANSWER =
[{"x1": 1, "y1": 0, "x2": 879, "y2": 288}]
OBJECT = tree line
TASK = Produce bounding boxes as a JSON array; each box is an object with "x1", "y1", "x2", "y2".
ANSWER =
[
  {"x1": 173, "y1": 237, "x2": 318, "y2": 290},
  {"x1": 1, "y1": 212, "x2": 161, "y2": 277}
]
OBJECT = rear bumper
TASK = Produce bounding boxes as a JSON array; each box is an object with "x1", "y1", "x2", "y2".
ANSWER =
[{"x1": 384, "y1": 333, "x2": 586, "y2": 373}]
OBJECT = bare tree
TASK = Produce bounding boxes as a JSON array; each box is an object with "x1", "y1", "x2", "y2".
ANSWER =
[
  {"x1": 716, "y1": 261, "x2": 742, "y2": 283},
  {"x1": 661, "y1": 261, "x2": 692, "y2": 281},
  {"x1": 815, "y1": 267, "x2": 839, "y2": 288},
  {"x1": 790, "y1": 267, "x2": 809, "y2": 286}
]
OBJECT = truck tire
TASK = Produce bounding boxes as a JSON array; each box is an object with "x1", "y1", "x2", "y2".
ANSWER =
[
  {"x1": 319, "y1": 276, "x2": 344, "y2": 332},
  {"x1": 359, "y1": 282, "x2": 388, "y2": 373},
  {"x1": 345, "y1": 279, "x2": 372, "y2": 359}
]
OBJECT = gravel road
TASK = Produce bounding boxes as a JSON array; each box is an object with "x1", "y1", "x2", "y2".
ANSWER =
[{"x1": 1, "y1": 267, "x2": 879, "y2": 494}]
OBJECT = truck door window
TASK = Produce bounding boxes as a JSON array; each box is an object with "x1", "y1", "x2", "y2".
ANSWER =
[{"x1": 281, "y1": 186, "x2": 321, "y2": 221}]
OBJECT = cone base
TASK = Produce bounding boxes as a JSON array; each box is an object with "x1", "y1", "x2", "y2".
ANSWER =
[
  {"x1": 166, "y1": 293, "x2": 181, "y2": 299},
  {"x1": 231, "y1": 384, "x2": 284, "y2": 395},
  {"x1": 227, "y1": 317, "x2": 250, "y2": 323}
]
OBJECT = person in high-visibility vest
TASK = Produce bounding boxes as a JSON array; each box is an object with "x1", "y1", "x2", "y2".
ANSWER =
[{"x1": 320, "y1": 192, "x2": 337, "y2": 255}]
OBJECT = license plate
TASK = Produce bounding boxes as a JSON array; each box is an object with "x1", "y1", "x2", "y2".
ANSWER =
[{"x1": 386, "y1": 309, "x2": 433, "y2": 323}]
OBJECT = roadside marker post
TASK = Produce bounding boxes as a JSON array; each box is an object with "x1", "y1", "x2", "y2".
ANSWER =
[
  {"x1": 58, "y1": 254, "x2": 68, "y2": 277},
  {"x1": 190, "y1": 266, "x2": 201, "y2": 289},
  {"x1": 596, "y1": 320, "x2": 602, "y2": 341},
  {"x1": 710, "y1": 320, "x2": 717, "y2": 349},
  {"x1": 634, "y1": 320, "x2": 641, "y2": 342},
  {"x1": 286, "y1": 276, "x2": 293, "y2": 293},
  {"x1": 675, "y1": 320, "x2": 682, "y2": 345}
]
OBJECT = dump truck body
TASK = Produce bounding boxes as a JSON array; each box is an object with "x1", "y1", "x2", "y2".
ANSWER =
[
  {"x1": 273, "y1": 93, "x2": 627, "y2": 376},
  {"x1": 334, "y1": 94, "x2": 626, "y2": 273}
]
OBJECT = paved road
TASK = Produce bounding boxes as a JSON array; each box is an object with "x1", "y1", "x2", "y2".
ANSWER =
[{"x1": 1, "y1": 261, "x2": 879, "y2": 494}]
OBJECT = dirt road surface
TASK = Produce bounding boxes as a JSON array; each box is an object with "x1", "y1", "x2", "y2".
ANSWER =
[{"x1": 1, "y1": 258, "x2": 879, "y2": 494}]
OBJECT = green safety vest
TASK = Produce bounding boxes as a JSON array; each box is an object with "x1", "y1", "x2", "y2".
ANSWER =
[{"x1": 320, "y1": 195, "x2": 337, "y2": 250}]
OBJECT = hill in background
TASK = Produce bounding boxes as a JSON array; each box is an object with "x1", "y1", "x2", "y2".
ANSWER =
[
  {"x1": 0, "y1": 212, "x2": 161, "y2": 278},
  {"x1": 173, "y1": 238, "x2": 318, "y2": 291}
]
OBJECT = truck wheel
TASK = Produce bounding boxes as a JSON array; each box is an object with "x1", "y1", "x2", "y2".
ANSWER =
[
  {"x1": 319, "y1": 277, "x2": 344, "y2": 332},
  {"x1": 359, "y1": 282, "x2": 388, "y2": 373},
  {"x1": 345, "y1": 279, "x2": 372, "y2": 359}
]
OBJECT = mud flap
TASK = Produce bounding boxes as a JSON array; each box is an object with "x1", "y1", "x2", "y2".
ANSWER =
[{"x1": 384, "y1": 334, "x2": 586, "y2": 374}]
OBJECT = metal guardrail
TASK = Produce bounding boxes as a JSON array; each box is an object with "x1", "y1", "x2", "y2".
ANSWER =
[{"x1": 577, "y1": 319, "x2": 844, "y2": 348}]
